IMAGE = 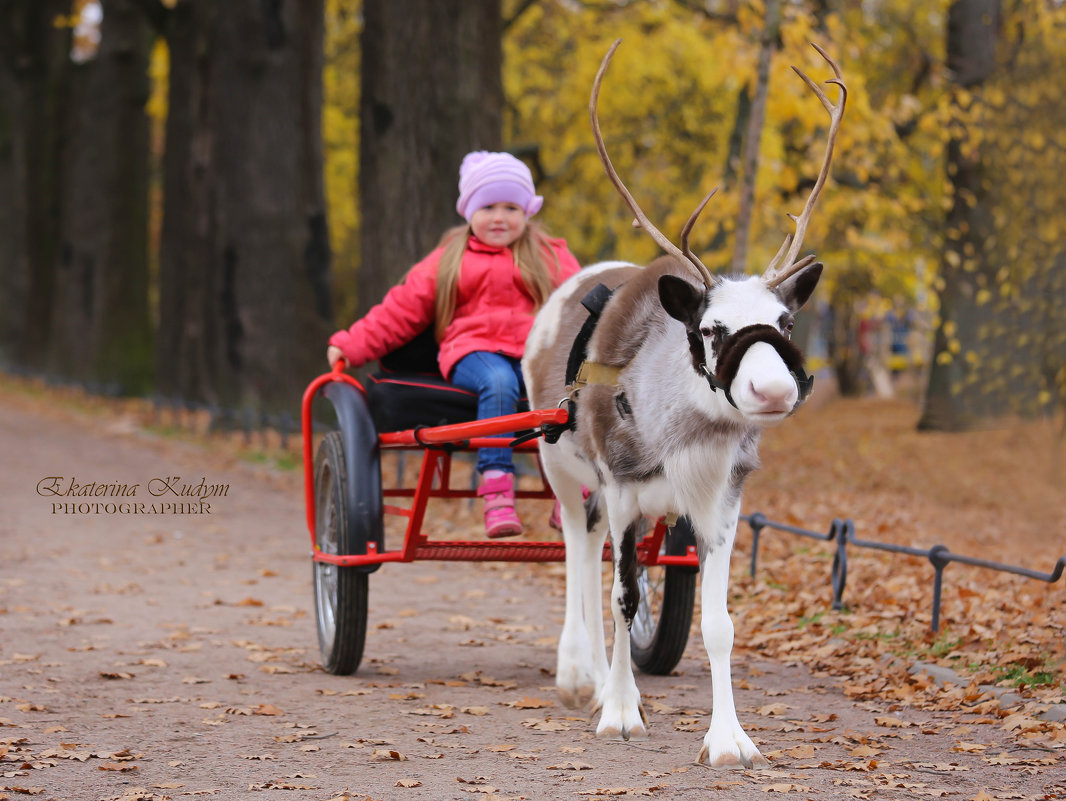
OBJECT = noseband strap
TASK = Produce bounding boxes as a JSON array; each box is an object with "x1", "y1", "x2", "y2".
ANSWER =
[{"x1": 701, "y1": 324, "x2": 814, "y2": 412}]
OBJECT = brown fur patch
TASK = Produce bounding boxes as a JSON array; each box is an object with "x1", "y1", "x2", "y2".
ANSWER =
[{"x1": 524, "y1": 266, "x2": 641, "y2": 410}]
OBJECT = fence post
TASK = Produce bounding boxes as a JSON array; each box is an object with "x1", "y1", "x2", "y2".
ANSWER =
[
  {"x1": 747, "y1": 512, "x2": 767, "y2": 578},
  {"x1": 831, "y1": 518, "x2": 850, "y2": 610},
  {"x1": 927, "y1": 544, "x2": 951, "y2": 633}
]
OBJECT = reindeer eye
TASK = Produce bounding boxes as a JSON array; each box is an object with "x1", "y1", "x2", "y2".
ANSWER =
[{"x1": 700, "y1": 326, "x2": 712, "y2": 338}]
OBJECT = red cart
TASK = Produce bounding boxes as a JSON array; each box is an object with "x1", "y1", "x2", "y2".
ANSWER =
[{"x1": 301, "y1": 356, "x2": 700, "y2": 677}]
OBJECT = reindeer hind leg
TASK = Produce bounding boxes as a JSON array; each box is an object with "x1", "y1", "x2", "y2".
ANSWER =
[
  {"x1": 595, "y1": 502, "x2": 648, "y2": 741},
  {"x1": 579, "y1": 490, "x2": 610, "y2": 708},
  {"x1": 548, "y1": 460, "x2": 604, "y2": 709}
]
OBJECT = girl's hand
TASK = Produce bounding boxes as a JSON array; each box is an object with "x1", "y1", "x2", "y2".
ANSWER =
[{"x1": 326, "y1": 345, "x2": 345, "y2": 368}]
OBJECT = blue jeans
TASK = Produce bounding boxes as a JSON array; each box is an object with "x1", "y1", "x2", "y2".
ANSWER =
[{"x1": 450, "y1": 351, "x2": 524, "y2": 474}]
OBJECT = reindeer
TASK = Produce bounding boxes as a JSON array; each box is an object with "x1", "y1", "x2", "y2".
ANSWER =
[{"x1": 522, "y1": 41, "x2": 846, "y2": 768}]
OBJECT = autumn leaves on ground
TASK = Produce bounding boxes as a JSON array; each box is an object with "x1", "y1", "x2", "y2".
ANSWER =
[{"x1": 0, "y1": 376, "x2": 1064, "y2": 800}]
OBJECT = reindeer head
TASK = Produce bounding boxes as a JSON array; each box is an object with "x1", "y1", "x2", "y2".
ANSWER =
[{"x1": 590, "y1": 40, "x2": 846, "y2": 422}]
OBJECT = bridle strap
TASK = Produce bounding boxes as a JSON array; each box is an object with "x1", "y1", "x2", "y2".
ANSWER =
[{"x1": 702, "y1": 324, "x2": 814, "y2": 412}]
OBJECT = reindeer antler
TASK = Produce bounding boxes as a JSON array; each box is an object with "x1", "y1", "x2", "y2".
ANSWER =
[
  {"x1": 762, "y1": 42, "x2": 847, "y2": 290},
  {"x1": 590, "y1": 40, "x2": 720, "y2": 289}
]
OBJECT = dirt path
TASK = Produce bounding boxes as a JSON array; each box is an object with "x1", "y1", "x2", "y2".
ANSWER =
[{"x1": 1, "y1": 394, "x2": 1062, "y2": 801}]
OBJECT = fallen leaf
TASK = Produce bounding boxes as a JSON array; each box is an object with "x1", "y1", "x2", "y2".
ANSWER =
[
  {"x1": 757, "y1": 703, "x2": 790, "y2": 717},
  {"x1": 522, "y1": 718, "x2": 570, "y2": 732},
  {"x1": 576, "y1": 789, "x2": 656, "y2": 797},
  {"x1": 507, "y1": 696, "x2": 553, "y2": 709},
  {"x1": 849, "y1": 745, "x2": 883, "y2": 758},
  {"x1": 548, "y1": 760, "x2": 594, "y2": 771},
  {"x1": 874, "y1": 716, "x2": 912, "y2": 728},
  {"x1": 395, "y1": 779, "x2": 422, "y2": 788},
  {"x1": 952, "y1": 742, "x2": 989, "y2": 753}
]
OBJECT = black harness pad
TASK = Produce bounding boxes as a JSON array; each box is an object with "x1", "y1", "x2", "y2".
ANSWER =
[{"x1": 564, "y1": 283, "x2": 615, "y2": 388}]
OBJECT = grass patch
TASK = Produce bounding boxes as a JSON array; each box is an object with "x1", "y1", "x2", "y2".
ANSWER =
[{"x1": 993, "y1": 663, "x2": 1057, "y2": 689}]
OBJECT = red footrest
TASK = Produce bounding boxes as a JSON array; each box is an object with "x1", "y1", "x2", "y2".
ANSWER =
[{"x1": 412, "y1": 540, "x2": 594, "y2": 562}]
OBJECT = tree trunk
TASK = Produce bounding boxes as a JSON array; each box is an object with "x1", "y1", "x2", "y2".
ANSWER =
[
  {"x1": 918, "y1": 0, "x2": 1001, "y2": 431},
  {"x1": 156, "y1": 0, "x2": 332, "y2": 414},
  {"x1": 731, "y1": 0, "x2": 780, "y2": 274},
  {"x1": 0, "y1": 33, "x2": 26, "y2": 363},
  {"x1": 0, "y1": 0, "x2": 72, "y2": 369},
  {"x1": 358, "y1": 0, "x2": 502, "y2": 318},
  {"x1": 52, "y1": 0, "x2": 153, "y2": 393}
]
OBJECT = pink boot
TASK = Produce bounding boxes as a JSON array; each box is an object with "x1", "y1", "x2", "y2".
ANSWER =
[
  {"x1": 478, "y1": 473, "x2": 523, "y2": 539},
  {"x1": 548, "y1": 499, "x2": 563, "y2": 531},
  {"x1": 548, "y1": 487, "x2": 590, "y2": 531}
]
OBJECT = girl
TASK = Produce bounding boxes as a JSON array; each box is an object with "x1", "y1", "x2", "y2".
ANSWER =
[{"x1": 327, "y1": 151, "x2": 581, "y2": 538}]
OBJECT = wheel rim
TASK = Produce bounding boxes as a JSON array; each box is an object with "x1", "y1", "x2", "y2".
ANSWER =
[
  {"x1": 630, "y1": 564, "x2": 665, "y2": 649},
  {"x1": 314, "y1": 465, "x2": 340, "y2": 650}
]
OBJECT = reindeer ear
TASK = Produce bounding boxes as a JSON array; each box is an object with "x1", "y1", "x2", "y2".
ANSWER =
[
  {"x1": 775, "y1": 261, "x2": 823, "y2": 312},
  {"x1": 658, "y1": 274, "x2": 705, "y2": 327}
]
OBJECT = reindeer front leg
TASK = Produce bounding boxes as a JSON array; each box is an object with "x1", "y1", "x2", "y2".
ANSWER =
[
  {"x1": 595, "y1": 491, "x2": 648, "y2": 740},
  {"x1": 696, "y1": 500, "x2": 767, "y2": 768}
]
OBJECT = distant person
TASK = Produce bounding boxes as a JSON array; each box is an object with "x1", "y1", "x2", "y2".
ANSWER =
[
  {"x1": 327, "y1": 152, "x2": 581, "y2": 538},
  {"x1": 858, "y1": 294, "x2": 893, "y2": 398},
  {"x1": 885, "y1": 297, "x2": 915, "y2": 375}
]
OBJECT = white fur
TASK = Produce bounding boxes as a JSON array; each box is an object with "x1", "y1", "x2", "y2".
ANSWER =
[{"x1": 524, "y1": 262, "x2": 810, "y2": 768}]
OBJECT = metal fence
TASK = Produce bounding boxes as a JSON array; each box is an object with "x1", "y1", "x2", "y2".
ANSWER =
[{"x1": 742, "y1": 511, "x2": 1066, "y2": 632}]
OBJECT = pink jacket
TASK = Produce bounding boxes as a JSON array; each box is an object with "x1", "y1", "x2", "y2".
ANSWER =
[{"x1": 330, "y1": 235, "x2": 581, "y2": 378}]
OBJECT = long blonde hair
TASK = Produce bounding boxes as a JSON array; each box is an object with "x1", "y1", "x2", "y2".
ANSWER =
[{"x1": 432, "y1": 221, "x2": 560, "y2": 341}]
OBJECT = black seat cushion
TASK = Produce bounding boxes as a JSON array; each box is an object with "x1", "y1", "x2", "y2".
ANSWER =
[{"x1": 364, "y1": 327, "x2": 527, "y2": 433}]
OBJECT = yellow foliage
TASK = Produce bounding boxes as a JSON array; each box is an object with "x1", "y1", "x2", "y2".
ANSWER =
[{"x1": 323, "y1": 0, "x2": 362, "y2": 322}]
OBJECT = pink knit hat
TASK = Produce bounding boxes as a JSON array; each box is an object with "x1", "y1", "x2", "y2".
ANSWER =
[{"x1": 455, "y1": 151, "x2": 543, "y2": 222}]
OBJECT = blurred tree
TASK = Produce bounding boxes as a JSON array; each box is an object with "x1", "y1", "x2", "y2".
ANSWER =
[
  {"x1": 142, "y1": 0, "x2": 333, "y2": 414},
  {"x1": 52, "y1": 0, "x2": 154, "y2": 393},
  {"x1": 919, "y1": 0, "x2": 1066, "y2": 429},
  {"x1": 322, "y1": 0, "x2": 361, "y2": 325},
  {"x1": 918, "y1": 0, "x2": 1002, "y2": 430},
  {"x1": 731, "y1": 0, "x2": 781, "y2": 274},
  {"x1": 357, "y1": 0, "x2": 502, "y2": 317},
  {"x1": 0, "y1": 0, "x2": 72, "y2": 368}
]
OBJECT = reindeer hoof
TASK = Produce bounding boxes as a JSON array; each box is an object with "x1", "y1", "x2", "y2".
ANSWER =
[
  {"x1": 622, "y1": 722, "x2": 648, "y2": 741},
  {"x1": 697, "y1": 742, "x2": 767, "y2": 769},
  {"x1": 597, "y1": 723, "x2": 622, "y2": 740},
  {"x1": 596, "y1": 720, "x2": 648, "y2": 741},
  {"x1": 557, "y1": 684, "x2": 596, "y2": 710}
]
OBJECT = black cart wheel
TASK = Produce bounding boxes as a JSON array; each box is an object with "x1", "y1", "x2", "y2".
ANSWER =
[
  {"x1": 630, "y1": 519, "x2": 697, "y2": 675},
  {"x1": 313, "y1": 431, "x2": 368, "y2": 675}
]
